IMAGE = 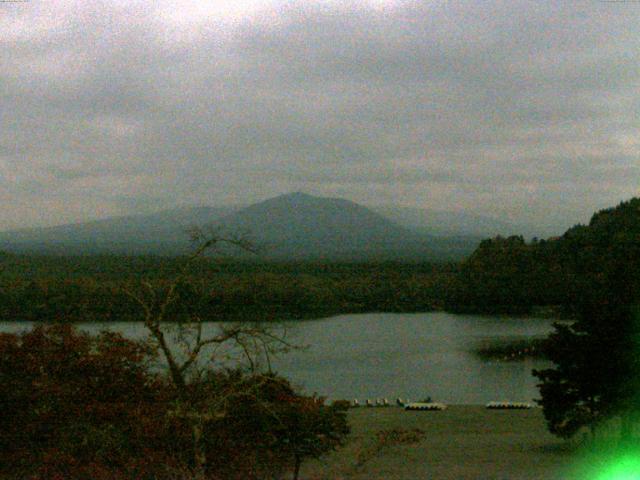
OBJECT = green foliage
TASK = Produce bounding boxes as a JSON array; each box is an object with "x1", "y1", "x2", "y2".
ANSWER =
[
  {"x1": 443, "y1": 197, "x2": 640, "y2": 440},
  {"x1": 0, "y1": 256, "x2": 454, "y2": 322},
  {"x1": 446, "y1": 235, "x2": 540, "y2": 313},
  {"x1": 533, "y1": 274, "x2": 640, "y2": 440},
  {"x1": 447, "y1": 197, "x2": 640, "y2": 314}
]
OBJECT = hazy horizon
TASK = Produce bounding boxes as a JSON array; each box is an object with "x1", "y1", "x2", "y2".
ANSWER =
[
  {"x1": 0, "y1": 190, "x2": 609, "y2": 241},
  {"x1": 0, "y1": 190, "x2": 577, "y2": 236},
  {"x1": 2, "y1": 1, "x2": 638, "y2": 232}
]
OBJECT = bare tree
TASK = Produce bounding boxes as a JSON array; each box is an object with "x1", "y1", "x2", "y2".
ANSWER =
[{"x1": 125, "y1": 227, "x2": 295, "y2": 479}]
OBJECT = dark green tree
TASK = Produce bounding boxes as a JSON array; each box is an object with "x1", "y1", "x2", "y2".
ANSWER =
[{"x1": 533, "y1": 267, "x2": 640, "y2": 442}]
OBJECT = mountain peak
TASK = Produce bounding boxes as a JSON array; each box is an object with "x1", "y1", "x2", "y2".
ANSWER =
[
  {"x1": 288, "y1": 191, "x2": 313, "y2": 198},
  {"x1": 269, "y1": 192, "x2": 356, "y2": 207},
  {"x1": 273, "y1": 191, "x2": 317, "y2": 202}
]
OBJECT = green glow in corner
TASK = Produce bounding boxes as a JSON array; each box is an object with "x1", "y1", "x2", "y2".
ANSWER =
[{"x1": 593, "y1": 454, "x2": 640, "y2": 480}]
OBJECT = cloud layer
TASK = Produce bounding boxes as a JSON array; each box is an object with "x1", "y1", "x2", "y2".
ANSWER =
[{"x1": 1, "y1": 0, "x2": 638, "y2": 232}]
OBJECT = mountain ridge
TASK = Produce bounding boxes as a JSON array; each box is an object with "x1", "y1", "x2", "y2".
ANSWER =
[{"x1": 0, "y1": 192, "x2": 483, "y2": 260}]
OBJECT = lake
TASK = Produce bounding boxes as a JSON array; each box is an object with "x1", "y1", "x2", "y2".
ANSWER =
[{"x1": 0, "y1": 312, "x2": 554, "y2": 404}]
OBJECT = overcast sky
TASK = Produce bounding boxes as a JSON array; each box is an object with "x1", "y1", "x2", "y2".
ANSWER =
[{"x1": 1, "y1": 0, "x2": 638, "y2": 233}]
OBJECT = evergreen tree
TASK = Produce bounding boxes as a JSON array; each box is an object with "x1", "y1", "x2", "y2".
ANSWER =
[{"x1": 533, "y1": 265, "x2": 640, "y2": 441}]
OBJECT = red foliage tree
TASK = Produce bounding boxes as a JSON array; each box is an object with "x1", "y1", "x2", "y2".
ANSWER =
[
  {"x1": 0, "y1": 324, "x2": 178, "y2": 479},
  {"x1": 0, "y1": 325, "x2": 350, "y2": 479}
]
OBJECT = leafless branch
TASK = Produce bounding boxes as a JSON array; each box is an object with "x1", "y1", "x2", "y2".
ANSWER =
[{"x1": 122, "y1": 225, "x2": 297, "y2": 476}]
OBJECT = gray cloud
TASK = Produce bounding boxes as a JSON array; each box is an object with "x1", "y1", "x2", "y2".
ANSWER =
[{"x1": 0, "y1": 0, "x2": 638, "y2": 232}]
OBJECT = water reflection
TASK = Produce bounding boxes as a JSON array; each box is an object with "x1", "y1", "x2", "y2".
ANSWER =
[{"x1": 0, "y1": 312, "x2": 553, "y2": 404}]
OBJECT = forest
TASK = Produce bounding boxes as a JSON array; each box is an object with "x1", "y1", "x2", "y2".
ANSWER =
[
  {"x1": 444, "y1": 197, "x2": 640, "y2": 315},
  {"x1": 0, "y1": 255, "x2": 456, "y2": 323},
  {"x1": 0, "y1": 198, "x2": 638, "y2": 323}
]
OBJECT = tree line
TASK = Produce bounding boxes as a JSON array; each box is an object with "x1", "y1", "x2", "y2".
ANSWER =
[
  {"x1": 0, "y1": 255, "x2": 455, "y2": 323},
  {"x1": 445, "y1": 198, "x2": 640, "y2": 315}
]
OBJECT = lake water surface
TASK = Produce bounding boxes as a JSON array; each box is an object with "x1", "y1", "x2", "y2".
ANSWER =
[{"x1": 0, "y1": 312, "x2": 554, "y2": 404}]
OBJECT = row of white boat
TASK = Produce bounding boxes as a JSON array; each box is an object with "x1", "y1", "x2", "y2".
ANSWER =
[{"x1": 350, "y1": 399, "x2": 533, "y2": 410}]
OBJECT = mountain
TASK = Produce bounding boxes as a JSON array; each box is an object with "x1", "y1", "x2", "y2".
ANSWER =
[
  {"x1": 214, "y1": 192, "x2": 476, "y2": 260},
  {"x1": 0, "y1": 193, "x2": 478, "y2": 261},
  {"x1": 0, "y1": 206, "x2": 238, "y2": 255}
]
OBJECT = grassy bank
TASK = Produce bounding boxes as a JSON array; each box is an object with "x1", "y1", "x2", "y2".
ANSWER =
[{"x1": 302, "y1": 405, "x2": 585, "y2": 479}]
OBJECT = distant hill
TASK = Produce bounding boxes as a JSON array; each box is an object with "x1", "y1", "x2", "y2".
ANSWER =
[
  {"x1": 0, "y1": 206, "x2": 238, "y2": 255},
  {"x1": 0, "y1": 193, "x2": 478, "y2": 261},
  {"x1": 214, "y1": 192, "x2": 476, "y2": 260}
]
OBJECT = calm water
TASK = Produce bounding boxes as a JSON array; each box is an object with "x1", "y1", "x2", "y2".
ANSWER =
[{"x1": 0, "y1": 312, "x2": 554, "y2": 404}]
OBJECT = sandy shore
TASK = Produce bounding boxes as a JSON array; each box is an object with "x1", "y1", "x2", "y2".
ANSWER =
[{"x1": 302, "y1": 405, "x2": 582, "y2": 479}]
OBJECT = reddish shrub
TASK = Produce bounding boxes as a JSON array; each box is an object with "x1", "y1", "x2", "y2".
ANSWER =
[
  {"x1": 0, "y1": 326, "x2": 349, "y2": 479},
  {"x1": 0, "y1": 324, "x2": 174, "y2": 479}
]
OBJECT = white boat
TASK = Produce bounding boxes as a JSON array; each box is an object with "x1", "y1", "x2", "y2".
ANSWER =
[
  {"x1": 404, "y1": 402, "x2": 447, "y2": 411},
  {"x1": 485, "y1": 401, "x2": 532, "y2": 409}
]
